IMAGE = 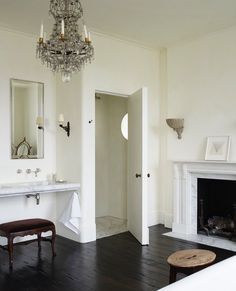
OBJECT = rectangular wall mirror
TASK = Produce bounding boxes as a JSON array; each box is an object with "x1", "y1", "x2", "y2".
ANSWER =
[{"x1": 11, "y1": 79, "x2": 44, "y2": 159}]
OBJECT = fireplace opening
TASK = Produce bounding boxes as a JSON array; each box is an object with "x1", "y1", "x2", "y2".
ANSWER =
[{"x1": 197, "y1": 178, "x2": 236, "y2": 238}]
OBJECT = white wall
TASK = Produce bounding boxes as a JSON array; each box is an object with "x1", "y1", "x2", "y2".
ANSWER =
[
  {"x1": 55, "y1": 74, "x2": 83, "y2": 242},
  {"x1": 80, "y1": 33, "x2": 160, "y2": 242},
  {"x1": 56, "y1": 32, "x2": 160, "y2": 242},
  {"x1": 3, "y1": 20, "x2": 235, "y2": 243},
  {"x1": 56, "y1": 75, "x2": 82, "y2": 182},
  {"x1": 95, "y1": 94, "x2": 128, "y2": 219},
  {"x1": 0, "y1": 28, "x2": 161, "y2": 244},
  {"x1": 0, "y1": 28, "x2": 56, "y2": 182},
  {"x1": 0, "y1": 28, "x2": 57, "y2": 235},
  {"x1": 161, "y1": 26, "x2": 236, "y2": 227},
  {"x1": 107, "y1": 95, "x2": 128, "y2": 219}
]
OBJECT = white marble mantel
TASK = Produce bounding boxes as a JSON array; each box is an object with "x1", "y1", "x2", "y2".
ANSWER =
[
  {"x1": 172, "y1": 160, "x2": 236, "y2": 236},
  {"x1": 0, "y1": 182, "x2": 80, "y2": 198}
]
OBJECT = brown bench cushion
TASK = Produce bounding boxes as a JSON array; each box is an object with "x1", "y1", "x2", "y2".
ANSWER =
[{"x1": 0, "y1": 218, "x2": 54, "y2": 235}]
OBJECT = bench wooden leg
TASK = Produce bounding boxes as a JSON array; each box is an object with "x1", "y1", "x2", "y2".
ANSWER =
[
  {"x1": 37, "y1": 233, "x2": 42, "y2": 251},
  {"x1": 51, "y1": 227, "x2": 56, "y2": 257},
  {"x1": 7, "y1": 236, "x2": 14, "y2": 269}
]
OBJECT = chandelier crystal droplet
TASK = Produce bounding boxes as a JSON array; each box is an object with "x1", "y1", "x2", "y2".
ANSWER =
[{"x1": 36, "y1": 0, "x2": 94, "y2": 82}]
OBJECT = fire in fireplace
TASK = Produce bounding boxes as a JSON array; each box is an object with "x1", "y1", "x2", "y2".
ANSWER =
[{"x1": 197, "y1": 178, "x2": 236, "y2": 238}]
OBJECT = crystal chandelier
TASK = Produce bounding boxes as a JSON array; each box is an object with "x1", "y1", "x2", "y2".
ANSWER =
[{"x1": 36, "y1": 0, "x2": 94, "y2": 82}]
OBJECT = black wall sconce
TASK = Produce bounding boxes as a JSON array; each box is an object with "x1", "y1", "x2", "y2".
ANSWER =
[{"x1": 58, "y1": 114, "x2": 70, "y2": 137}]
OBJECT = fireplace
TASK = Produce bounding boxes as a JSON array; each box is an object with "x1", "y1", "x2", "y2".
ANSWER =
[
  {"x1": 166, "y1": 161, "x2": 236, "y2": 250},
  {"x1": 171, "y1": 161, "x2": 236, "y2": 235},
  {"x1": 197, "y1": 178, "x2": 236, "y2": 238}
]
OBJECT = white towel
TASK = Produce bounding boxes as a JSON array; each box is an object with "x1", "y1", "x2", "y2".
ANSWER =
[{"x1": 59, "y1": 192, "x2": 81, "y2": 234}]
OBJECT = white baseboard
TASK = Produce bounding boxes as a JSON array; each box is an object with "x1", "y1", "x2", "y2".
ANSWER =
[
  {"x1": 164, "y1": 213, "x2": 173, "y2": 228},
  {"x1": 79, "y1": 221, "x2": 96, "y2": 243},
  {"x1": 148, "y1": 210, "x2": 165, "y2": 226},
  {"x1": 56, "y1": 220, "x2": 96, "y2": 243},
  {"x1": 56, "y1": 222, "x2": 81, "y2": 242},
  {"x1": 148, "y1": 211, "x2": 173, "y2": 228},
  {"x1": 148, "y1": 210, "x2": 159, "y2": 226},
  {"x1": 172, "y1": 222, "x2": 196, "y2": 235}
]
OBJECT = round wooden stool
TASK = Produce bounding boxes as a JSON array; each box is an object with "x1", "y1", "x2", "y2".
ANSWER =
[{"x1": 167, "y1": 249, "x2": 216, "y2": 283}]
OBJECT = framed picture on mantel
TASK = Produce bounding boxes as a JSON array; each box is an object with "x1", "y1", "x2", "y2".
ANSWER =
[{"x1": 205, "y1": 136, "x2": 231, "y2": 161}]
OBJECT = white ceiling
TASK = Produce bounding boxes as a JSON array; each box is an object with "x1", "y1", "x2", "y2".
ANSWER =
[{"x1": 1, "y1": 0, "x2": 236, "y2": 48}]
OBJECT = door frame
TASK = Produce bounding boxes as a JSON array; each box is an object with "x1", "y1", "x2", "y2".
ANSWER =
[
  {"x1": 96, "y1": 90, "x2": 129, "y2": 99},
  {"x1": 81, "y1": 87, "x2": 147, "y2": 242},
  {"x1": 94, "y1": 90, "x2": 129, "y2": 239}
]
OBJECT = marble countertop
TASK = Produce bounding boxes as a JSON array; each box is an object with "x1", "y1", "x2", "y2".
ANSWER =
[{"x1": 0, "y1": 181, "x2": 80, "y2": 198}]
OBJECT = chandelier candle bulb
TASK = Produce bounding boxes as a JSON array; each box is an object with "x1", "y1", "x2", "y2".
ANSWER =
[
  {"x1": 83, "y1": 24, "x2": 88, "y2": 38},
  {"x1": 40, "y1": 23, "x2": 44, "y2": 38},
  {"x1": 88, "y1": 32, "x2": 91, "y2": 42},
  {"x1": 61, "y1": 19, "x2": 65, "y2": 35}
]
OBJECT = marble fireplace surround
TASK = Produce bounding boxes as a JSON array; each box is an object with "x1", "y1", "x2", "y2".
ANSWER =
[{"x1": 166, "y1": 161, "x2": 236, "y2": 251}]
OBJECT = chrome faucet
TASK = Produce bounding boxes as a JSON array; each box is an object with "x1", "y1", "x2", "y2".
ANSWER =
[
  {"x1": 33, "y1": 168, "x2": 41, "y2": 177},
  {"x1": 26, "y1": 168, "x2": 41, "y2": 177}
]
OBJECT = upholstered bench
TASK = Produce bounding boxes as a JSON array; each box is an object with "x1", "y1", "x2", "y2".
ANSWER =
[{"x1": 0, "y1": 218, "x2": 56, "y2": 268}]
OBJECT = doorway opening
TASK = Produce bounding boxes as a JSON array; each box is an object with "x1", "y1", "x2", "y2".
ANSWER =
[{"x1": 95, "y1": 92, "x2": 128, "y2": 239}]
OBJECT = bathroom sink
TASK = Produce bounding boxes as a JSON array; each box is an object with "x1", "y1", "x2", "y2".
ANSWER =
[
  {"x1": 0, "y1": 181, "x2": 50, "y2": 189},
  {"x1": 0, "y1": 181, "x2": 80, "y2": 198}
]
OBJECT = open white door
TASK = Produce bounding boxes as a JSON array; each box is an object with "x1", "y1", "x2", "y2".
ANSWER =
[{"x1": 127, "y1": 87, "x2": 149, "y2": 245}]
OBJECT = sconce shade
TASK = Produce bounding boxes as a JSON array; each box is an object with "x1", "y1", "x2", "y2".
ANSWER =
[
  {"x1": 58, "y1": 114, "x2": 64, "y2": 124},
  {"x1": 58, "y1": 113, "x2": 70, "y2": 137},
  {"x1": 166, "y1": 118, "x2": 184, "y2": 139},
  {"x1": 36, "y1": 116, "x2": 44, "y2": 129}
]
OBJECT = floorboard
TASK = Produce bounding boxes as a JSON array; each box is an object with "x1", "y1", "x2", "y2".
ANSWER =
[{"x1": 0, "y1": 225, "x2": 234, "y2": 291}]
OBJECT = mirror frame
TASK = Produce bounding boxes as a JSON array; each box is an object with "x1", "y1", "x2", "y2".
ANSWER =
[{"x1": 10, "y1": 78, "x2": 44, "y2": 160}]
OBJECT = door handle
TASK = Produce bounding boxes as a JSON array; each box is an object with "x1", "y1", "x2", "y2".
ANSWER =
[
  {"x1": 135, "y1": 173, "x2": 142, "y2": 178},
  {"x1": 147, "y1": 173, "x2": 150, "y2": 178}
]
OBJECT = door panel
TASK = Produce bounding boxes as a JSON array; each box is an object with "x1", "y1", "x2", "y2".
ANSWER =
[{"x1": 127, "y1": 87, "x2": 149, "y2": 245}]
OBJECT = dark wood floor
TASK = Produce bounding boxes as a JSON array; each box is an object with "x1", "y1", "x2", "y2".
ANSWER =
[{"x1": 0, "y1": 225, "x2": 235, "y2": 291}]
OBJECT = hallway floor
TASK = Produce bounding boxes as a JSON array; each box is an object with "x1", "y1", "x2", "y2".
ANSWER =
[{"x1": 96, "y1": 216, "x2": 127, "y2": 239}]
